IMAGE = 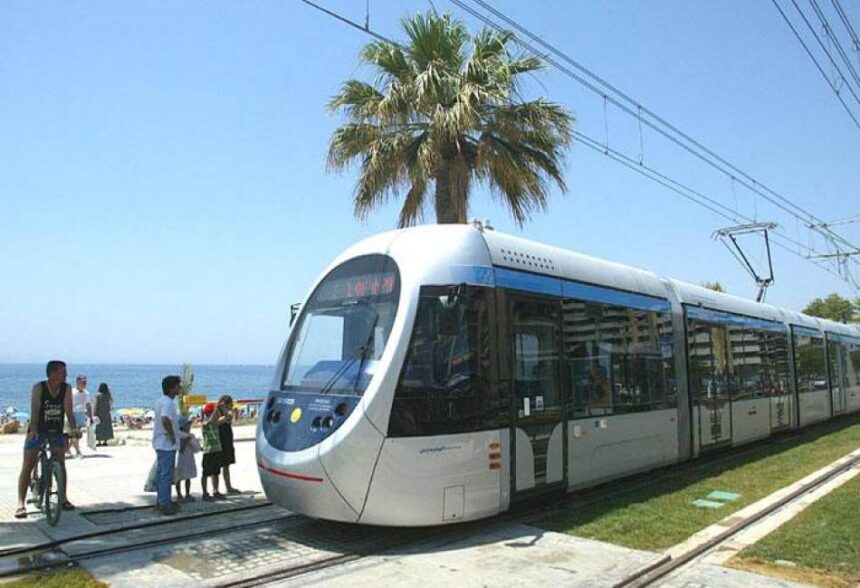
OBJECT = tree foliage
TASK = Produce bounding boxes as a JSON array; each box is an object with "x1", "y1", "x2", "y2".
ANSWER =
[
  {"x1": 802, "y1": 293, "x2": 859, "y2": 323},
  {"x1": 327, "y1": 10, "x2": 573, "y2": 227}
]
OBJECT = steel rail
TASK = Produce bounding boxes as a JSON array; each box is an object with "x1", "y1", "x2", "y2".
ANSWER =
[
  {"x1": 0, "y1": 500, "x2": 275, "y2": 558},
  {"x1": 613, "y1": 452, "x2": 860, "y2": 588},
  {"x1": 0, "y1": 508, "x2": 296, "y2": 579}
]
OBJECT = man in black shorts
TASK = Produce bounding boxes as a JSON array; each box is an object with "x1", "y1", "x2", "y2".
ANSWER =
[{"x1": 15, "y1": 360, "x2": 79, "y2": 518}]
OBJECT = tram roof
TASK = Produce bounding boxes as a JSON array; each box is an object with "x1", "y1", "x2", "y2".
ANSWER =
[{"x1": 336, "y1": 225, "x2": 860, "y2": 339}]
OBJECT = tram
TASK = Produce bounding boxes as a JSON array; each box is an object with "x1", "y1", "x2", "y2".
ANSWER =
[{"x1": 256, "y1": 224, "x2": 860, "y2": 526}]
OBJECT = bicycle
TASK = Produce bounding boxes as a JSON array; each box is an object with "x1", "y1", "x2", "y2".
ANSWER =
[{"x1": 29, "y1": 431, "x2": 80, "y2": 526}]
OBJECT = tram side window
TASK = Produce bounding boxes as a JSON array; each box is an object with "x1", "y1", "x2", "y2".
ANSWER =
[
  {"x1": 726, "y1": 327, "x2": 749, "y2": 399},
  {"x1": 827, "y1": 339, "x2": 845, "y2": 395},
  {"x1": 793, "y1": 334, "x2": 827, "y2": 394},
  {"x1": 687, "y1": 321, "x2": 732, "y2": 403},
  {"x1": 688, "y1": 320, "x2": 790, "y2": 403},
  {"x1": 512, "y1": 297, "x2": 562, "y2": 416},
  {"x1": 731, "y1": 328, "x2": 779, "y2": 400},
  {"x1": 389, "y1": 286, "x2": 502, "y2": 437},
  {"x1": 850, "y1": 343, "x2": 860, "y2": 392},
  {"x1": 763, "y1": 331, "x2": 792, "y2": 397},
  {"x1": 563, "y1": 300, "x2": 674, "y2": 417}
]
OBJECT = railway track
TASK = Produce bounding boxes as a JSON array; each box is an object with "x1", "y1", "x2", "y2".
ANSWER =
[
  {"x1": 612, "y1": 451, "x2": 860, "y2": 588},
  {"x1": 0, "y1": 502, "x2": 294, "y2": 579}
]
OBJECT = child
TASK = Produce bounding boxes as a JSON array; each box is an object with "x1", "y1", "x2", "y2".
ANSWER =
[
  {"x1": 174, "y1": 416, "x2": 201, "y2": 502},
  {"x1": 201, "y1": 403, "x2": 223, "y2": 501}
]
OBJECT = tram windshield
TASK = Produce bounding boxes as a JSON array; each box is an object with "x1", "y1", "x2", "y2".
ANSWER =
[{"x1": 281, "y1": 254, "x2": 400, "y2": 396}]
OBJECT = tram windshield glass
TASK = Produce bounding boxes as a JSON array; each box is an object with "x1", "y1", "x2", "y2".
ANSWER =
[{"x1": 281, "y1": 254, "x2": 400, "y2": 396}]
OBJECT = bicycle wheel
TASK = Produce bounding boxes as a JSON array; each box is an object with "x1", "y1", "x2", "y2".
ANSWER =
[
  {"x1": 44, "y1": 460, "x2": 65, "y2": 526},
  {"x1": 30, "y1": 458, "x2": 44, "y2": 510}
]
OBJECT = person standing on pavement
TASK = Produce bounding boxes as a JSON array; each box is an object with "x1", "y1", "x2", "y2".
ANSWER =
[
  {"x1": 70, "y1": 375, "x2": 93, "y2": 458},
  {"x1": 93, "y1": 382, "x2": 114, "y2": 446},
  {"x1": 200, "y1": 402, "x2": 224, "y2": 501},
  {"x1": 153, "y1": 375, "x2": 181, "y2": 515},
  {"x1": 215, "y1": 395, "x2": 241, "y2": 495}
]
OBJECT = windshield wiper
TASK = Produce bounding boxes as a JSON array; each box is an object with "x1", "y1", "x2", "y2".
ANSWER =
[
  {"x1": 352, "y1": 313, "x2": 380, "y2": 392},
  {"x1": 319, "y1": 312, "x2": 379, "y2": 396}
]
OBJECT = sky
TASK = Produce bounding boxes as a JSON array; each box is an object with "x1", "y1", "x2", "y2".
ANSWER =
[{"x1": 1, "y1": 1, "x2": 859, "y2": 365}]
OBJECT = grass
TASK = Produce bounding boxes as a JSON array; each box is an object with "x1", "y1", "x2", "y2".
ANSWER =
[
  {"x1": 4, "y1": 567, "x2": 107, "y2": 588},
  {"x1": 535, "y1": 415, "x2": 860, "y2": 551},
  {"x1": 728, "y1": 473, "x2": 860, "y2": 587}
]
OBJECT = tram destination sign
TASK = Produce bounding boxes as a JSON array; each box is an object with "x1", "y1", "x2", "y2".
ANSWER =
[{"x1": 316, "y1": 272, "x2": 396, "y2": 302}]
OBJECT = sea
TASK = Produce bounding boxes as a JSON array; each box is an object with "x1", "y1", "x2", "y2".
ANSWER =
[{"x1": 0, "y1": 364, "x2": 276, "y2": 414}]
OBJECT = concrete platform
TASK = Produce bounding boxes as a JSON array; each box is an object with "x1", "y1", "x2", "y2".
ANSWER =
[
  {"x1": 0, "y1": 423, "x2": 262, "y2": 553},
  {"x1": 288, "y1": 523, "x2": 663, "y2": 588}
]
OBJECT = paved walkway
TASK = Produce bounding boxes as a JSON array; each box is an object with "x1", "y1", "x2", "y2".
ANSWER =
[
  {"x1": 0, "y1": 423, "x2": 262, "y2": 553},
  {"x1": 0, "y1": 424, "x2": 821, "y2": 587}
]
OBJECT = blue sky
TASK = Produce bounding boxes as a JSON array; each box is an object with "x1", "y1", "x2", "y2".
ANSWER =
[{"x1": 2, "y1": 1, "x2": 858, "y2": 364}]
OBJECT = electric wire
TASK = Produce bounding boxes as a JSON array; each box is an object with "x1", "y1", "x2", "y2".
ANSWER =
[
  {"x1": 770, "y1": 0, "x2": 860, "y2": 131},
  {"x1": 572, "y1": 131, "x2": 846, "y2": 282},
  {"x1": 808, "y1": 0, "x2": 860, "y2": 88},
  {"x1": 787, "y1": 0, "x2": 860, "y2": 105},
  {"x1": 297, "y1": 0, "x2": 399, "y2": 45},
  {"x1": 292, "y1": 0, "x2": 856, "y2": 287},
  {"x1": 830, "y1": 0, "x2": 860, "y2": 55},
  {"x1": 456, "y1": 0, "x2": 860, "y2": 225},
  {"x1": 450, "y1": 0, "x2": 860, "y2": 271}
]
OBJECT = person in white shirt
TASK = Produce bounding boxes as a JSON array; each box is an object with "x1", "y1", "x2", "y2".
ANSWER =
[
  {"x1": 70, "y1": 375, "x2": 93, "y2": 458},
  {"x1": 152, "y1": 375, "x2": 181, "y2": 515}
]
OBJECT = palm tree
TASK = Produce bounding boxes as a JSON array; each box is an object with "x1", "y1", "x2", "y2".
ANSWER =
[{"x1": 327, "y1": 10, "x2": 573, "y2": 227}]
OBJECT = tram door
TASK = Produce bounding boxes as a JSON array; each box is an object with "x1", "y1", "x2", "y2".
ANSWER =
[
  {"x1": 688, "y1": 321, "x2": 733, "y2": 450},
  {"x1": 827, "y1": 339, "x2": 847, "y2": 415},
  {"x1": 508, "y1": 295, "x2": 567, "y2": 495}
]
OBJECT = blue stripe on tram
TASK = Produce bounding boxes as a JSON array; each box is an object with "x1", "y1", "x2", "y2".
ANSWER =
[
  {"x1": 685, "y1": 306, "x2": 787, "y2": 333},
  {"x1": 493, "y1": 267, "x2": 672, "y2": 313},
  {"x1": 791, "y1": 325, "x2": 823, "y2": 338},
  {"x1": 826, "y1": 332, "x2": 860, "y2": 345}
]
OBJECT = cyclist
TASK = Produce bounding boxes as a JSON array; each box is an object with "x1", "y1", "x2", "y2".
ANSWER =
[{"x1": 15, "y1": 360, "x2": 79, "y2": 518}]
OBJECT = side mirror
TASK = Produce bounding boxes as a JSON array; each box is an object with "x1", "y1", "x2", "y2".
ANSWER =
[
  {"x1": 444, "y1": 283, "x2": 468, "y2": 307},
  {"x1": 439, "y1": 284, "x2": 468, "y2": 337}
]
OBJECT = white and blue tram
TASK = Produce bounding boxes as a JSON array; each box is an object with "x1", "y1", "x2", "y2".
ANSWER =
[{"x1": 256, "y1": 224, "x2": 860, "y2": 525}]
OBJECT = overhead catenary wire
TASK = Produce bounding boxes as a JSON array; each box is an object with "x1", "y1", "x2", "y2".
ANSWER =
[
  {"x1": 453, "y1": 0, "x2": 860, "y2": 272},
  {"x1": 292, "y1": 0, "x2": 856, "y2": 289},
  {"x1": 830, "y1": 0, "x2": 860, "y2": 57},
  {"x1": 770, "y1": 0, "x2": 860, "y2": 131},
  {"x1": 572, "y1": 131, "x2": 846, "y2": 282},
  {"x1": 297, "y1": 0, "x2": 399, "y2": 45},
  {"x1": 455, "y1": 0, "x2": 860, "y2": 230},
  {"x1": 787, "y1": 0, "x2": 860, "y2": 105},
  {"x1": 808, "y1": 0, "x2": 860, "y2": 88}
]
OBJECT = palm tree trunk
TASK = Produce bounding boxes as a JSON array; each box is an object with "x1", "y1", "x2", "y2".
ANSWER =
[
  {"x1": 434, "y1": 167, "x2": 458, "y2": 224},
  {"x1": 434, "y1": 159, "x2": 468, "y2": 224}
]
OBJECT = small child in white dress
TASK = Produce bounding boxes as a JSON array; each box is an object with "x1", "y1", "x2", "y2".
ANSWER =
[{"x1": 175, "y1": 417, "x2": 202, "y2": 501}]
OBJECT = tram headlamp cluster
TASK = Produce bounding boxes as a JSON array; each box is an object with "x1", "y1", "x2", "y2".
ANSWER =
[{"x1": 310, "y1": 415, "x2": 336, "y2": 430}]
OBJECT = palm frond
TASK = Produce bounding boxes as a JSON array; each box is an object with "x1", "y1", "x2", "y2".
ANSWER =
[
  {"x1": 402, "y1": 11, "x2": 467, "y2": 74},
  {"x1": 398, "y1": 175, "x2": 428, "y2": 227},
  {"x1": 361, "y1": 41, "x2": 413, "y2": 84},
  {"x1": 328, "y1": 81, "x2": 384, "y2": 120}
]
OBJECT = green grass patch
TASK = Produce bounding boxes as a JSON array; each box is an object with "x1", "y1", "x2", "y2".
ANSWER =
[
  {"x1": 730, "y1": 473, "x2": 860, "y2": 586},
  {"x1": 536, "y1": 416, "x2": 860, "y2": 551},
  {"x1": 5, "y1": 567, "x2": 107, "y2": 588}
]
